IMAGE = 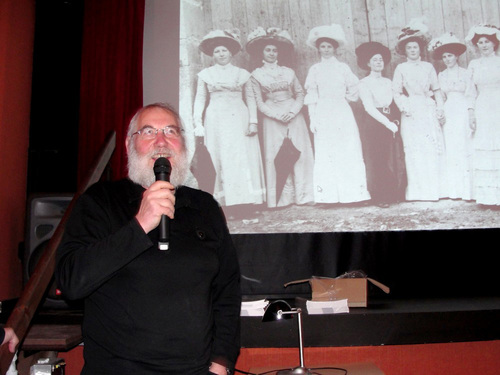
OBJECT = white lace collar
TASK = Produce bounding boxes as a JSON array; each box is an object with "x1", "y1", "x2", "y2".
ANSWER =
[
  {"x1": 321, "y1": 56, "x2": 338, "y2": 64},
  {"x1": 262, "y1": 60, "x2": 279, "y2": 69},
  {"x1": 406, "y1": 56, "x2": 422, "y2": 64}
]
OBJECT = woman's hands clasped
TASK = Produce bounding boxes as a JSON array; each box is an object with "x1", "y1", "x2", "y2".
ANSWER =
[
  {"x1": 279, "y1": 111, "x2": 295, "y2": 123},
  {"x1": 436, "y1": 108, "x2": 446, "y2": 126}
]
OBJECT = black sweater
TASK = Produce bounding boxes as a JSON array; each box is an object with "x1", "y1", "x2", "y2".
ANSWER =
[{"x1": 56, "y1": 179, "x2": 241, "y2": 374}]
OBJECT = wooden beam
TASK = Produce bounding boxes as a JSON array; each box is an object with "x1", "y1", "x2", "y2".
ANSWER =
[{"x1": 0, "y1": 131, "x2": 116, "y2": 374}]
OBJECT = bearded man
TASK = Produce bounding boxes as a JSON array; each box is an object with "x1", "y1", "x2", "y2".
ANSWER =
[{"x1": 56, "y1": 103, "x2": 241, "y2": 375}]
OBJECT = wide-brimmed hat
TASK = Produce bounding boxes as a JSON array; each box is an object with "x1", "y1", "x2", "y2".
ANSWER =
[
  {"x1": 465, "y1": 24, "x2": 500, "y2": 46},
  {"x1": 246, "y1": 26, "x2": 294, "y2": 56},
  {"x1": 395, "y1": 17, "x2": 431, "y2": 55},
  {"x1": 199, "y1": 28, "x2": 242, "y2": 56},
  {"x1": 306, "y1": 23, "x2": 347, "y2": 49},
  {"x1": 428, "y1": 32, "x2": 467, "y2": 59},
  {"x1": 355, "y1": 41, "x2": 391, "y2": 70}
]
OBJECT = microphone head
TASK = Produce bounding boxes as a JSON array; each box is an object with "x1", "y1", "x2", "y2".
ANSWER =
[{"x1": 154, "y1": 157, "x2": 172, "y2": 180}]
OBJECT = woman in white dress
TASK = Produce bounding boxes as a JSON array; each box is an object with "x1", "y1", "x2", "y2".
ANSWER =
[
  {"x1": 393, "y1": 18, "x2": 446, "y2": 201},
  {"x1": 465, "y1": 24, "x2": 500, "y2": 206},
  {"x1": 428, "y1": 32, "x2": 474, "y2": 200},
  {"x1": 246, "y1": 27, "x2": 314, "y2": 208},
  {"x1": 193, "y1": 29, "x2": 265, "y2": 216},
  {"x1": 304, "y1": 24, "x2": 370, "y2": 204}
]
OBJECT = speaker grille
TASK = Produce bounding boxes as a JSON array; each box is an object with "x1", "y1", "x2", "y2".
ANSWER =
[
  {"x1": 35, "y1": 224, "x2": 54, "y2": 240},
  {"x1": 24, "y1": 194, "x2": 74, "y2": 309}
]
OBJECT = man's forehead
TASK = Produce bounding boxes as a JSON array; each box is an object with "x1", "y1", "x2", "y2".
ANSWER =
[{"x1": 137, "y1": 107, "x2": 179, "y2": 127}]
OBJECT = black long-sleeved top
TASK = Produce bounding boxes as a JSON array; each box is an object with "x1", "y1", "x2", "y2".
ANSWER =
[{"x1": 56, "y1": 179, "x2": 241, "y2": 374}]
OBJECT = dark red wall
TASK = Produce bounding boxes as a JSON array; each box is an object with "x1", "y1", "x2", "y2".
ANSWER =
[{"x1": 0, "y1": 0, "x2": 35, "y2": 300}]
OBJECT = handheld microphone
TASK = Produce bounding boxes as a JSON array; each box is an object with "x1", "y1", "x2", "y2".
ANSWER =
[{"x1": 153, "y1": 157, "x2": 172, "y2": 251}]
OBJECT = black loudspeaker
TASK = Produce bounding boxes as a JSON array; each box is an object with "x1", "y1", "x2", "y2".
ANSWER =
[{"x1": 24, "y1": 194, "x2": 74, "y2": 308}]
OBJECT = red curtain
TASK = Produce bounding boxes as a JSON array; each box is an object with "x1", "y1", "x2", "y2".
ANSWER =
[{"x1": 78, "y1": 0, "x2": 145, "y2": 184}]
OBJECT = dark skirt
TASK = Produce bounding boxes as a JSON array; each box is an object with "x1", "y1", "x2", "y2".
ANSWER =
[{"x1": 359, "y1": 102, "x2": 407, "y2": 204}]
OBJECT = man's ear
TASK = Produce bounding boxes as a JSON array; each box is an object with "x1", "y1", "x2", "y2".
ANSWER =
[{"x1": 125, "y1": 136, "x2": 131, "y2": 153}]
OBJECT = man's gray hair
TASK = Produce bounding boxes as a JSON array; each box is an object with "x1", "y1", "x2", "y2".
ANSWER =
[{"x1": 127, "y1": 102, "x2": 185, "y2": 141}]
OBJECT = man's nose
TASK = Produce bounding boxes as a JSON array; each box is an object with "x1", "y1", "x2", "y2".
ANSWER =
[{"x1": 153, "y1": 130, "x2": 169, "y2": 144}]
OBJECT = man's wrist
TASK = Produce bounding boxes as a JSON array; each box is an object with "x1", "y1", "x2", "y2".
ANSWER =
[{"x1": 209, "y1": 361, "x2": 231, "y2": 375}]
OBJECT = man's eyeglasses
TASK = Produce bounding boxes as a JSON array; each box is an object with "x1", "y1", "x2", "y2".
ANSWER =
[{"x1": 132, "y1": 125, "x2": 183, "y2": 139}]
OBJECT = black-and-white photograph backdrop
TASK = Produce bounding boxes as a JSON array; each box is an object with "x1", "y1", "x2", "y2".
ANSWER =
[{"x1": 144, "y1": 0, "x2": 500, "y2": 234}]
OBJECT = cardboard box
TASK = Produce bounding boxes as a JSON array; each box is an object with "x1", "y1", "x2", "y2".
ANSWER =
[{"x1": 284, "y1": 275, "x2": 390, "y2": 307}]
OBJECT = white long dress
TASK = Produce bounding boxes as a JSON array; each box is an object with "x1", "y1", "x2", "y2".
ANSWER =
[
  {"x1": 393, "y1": 58, "x2": 445, "y2": 201},
  {"x1": 304, "y1": 56, "x2": 370, "y2": 204},
  {"x1": 467, "y1": 55, "x2": 500, "y2": 205},
  {"x1": 438, "y1": 66, "x2": 474, "y2": 200},
  {"x1": 193, "y1": 63, "x2": 266, "y2": 206}
]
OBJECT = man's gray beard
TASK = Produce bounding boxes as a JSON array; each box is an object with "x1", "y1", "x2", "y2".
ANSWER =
[{"x1": 127, "y1": 146, "x2": 188, "y2": 188}]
